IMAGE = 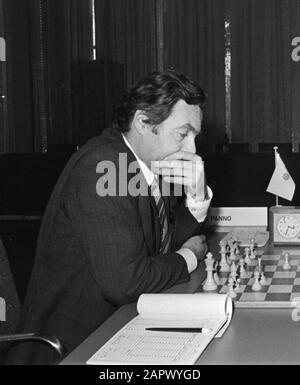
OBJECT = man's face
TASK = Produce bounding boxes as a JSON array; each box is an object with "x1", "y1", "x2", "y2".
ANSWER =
[{"x1": 146, "y1": 100, "x2": 202, "y2": 161}]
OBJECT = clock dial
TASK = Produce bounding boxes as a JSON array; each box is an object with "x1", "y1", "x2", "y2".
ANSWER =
[{"x1": 277, "y1": 215, "x2": 300, "y2": 239}]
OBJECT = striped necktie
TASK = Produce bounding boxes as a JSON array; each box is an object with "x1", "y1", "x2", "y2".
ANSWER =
[{"x1": 150, "y1": 178, "x2": 172, "y2": 254}]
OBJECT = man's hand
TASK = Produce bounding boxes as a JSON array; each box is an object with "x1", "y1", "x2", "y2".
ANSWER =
[
  {"x1": 152, "y1": 151, "x2": 207, "y2": 201},
  {"x1": 181, "y1": 234, "x2": 208, "y2": 262}
]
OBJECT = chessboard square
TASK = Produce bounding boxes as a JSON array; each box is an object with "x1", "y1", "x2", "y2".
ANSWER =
[
  {"x1": 264, "y1": 265, "x2": 277, "y2": 272},
  {"x1": 262, "y1": 255, "x2": 280, "y2": 260},
  {"x1": 291, "y1": 285, "x2": 300, "y2": 293},
  {"x1": 219, "y1": 286, "x2": 228, "y2": 294},
  {"x1": 244, "y1": 285, "x2": 268, "y2": 293},
  {"x1": 273, "y1": 271, "x2": 296, "y2": 279},
  {"x1": 265, "y1": 272, "x2": 274, "y2": 278},
  {"x1": 239, "y1": 292, "x2": 267, "y2": 301},
  {"x1": 236, "y1": 285, "x2": 246, "y2": 293},
  {"x1": 265, "y1": 260, "x2": 280, "y2": 266},
  {"x1": 276, "y1": 266, "x2": 297, "y2": 272},
  {"x1": 297, "y1": 265, "x2": 300, "y2": 272},
  {"x1": 265, "y1": 293, "x2": 291, "y2": 302},
  {"x1": 293, "y1": 278, "x2": 300, "y2": 285},
  {"x1": 267, "y1": 285, "x2": 293, "y2": 293},
  {"x1": 277, "y1": 259, "x2": 298, "y2": 266},
  {"x1": 219, "y1": 278, "x2": 227, "y2": 285},
  {"x1": 296, "y1": 270, "x2": 300, "y2": 275},
  {"x1": 270, "y1": 278, "x2": 295, "y2": 285},
  {"x1": 290, "y1": 293, "x2": 300, "y2": 302}
]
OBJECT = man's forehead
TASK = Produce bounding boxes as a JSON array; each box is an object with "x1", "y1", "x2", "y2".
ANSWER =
[{"x1": 171, "y1": 100, "x2": 202, "y2": 127}]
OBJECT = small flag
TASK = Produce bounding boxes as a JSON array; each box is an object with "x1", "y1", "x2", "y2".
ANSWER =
[{"x1": 266, "y1": 152, "x2": 295, "y2": 201}]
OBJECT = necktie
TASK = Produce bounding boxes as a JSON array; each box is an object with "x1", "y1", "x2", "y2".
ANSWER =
[{"x1": 150, "y1": 178, "x2": 172, "y2": 254}]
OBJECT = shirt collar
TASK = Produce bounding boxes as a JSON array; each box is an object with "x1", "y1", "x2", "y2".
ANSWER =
[{"x1": 122, "y1": 134, "x2": 155, "y2": 186}]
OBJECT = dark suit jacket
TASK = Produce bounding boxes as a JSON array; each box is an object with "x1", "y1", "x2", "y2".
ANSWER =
[{"x1": 9, "y1": 128, "x2": 202, "y2": 364}]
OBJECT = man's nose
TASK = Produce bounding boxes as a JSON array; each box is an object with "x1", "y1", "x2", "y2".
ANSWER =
[{"x1": 182, "y1": 136, "x2": 196, "y2": 153}]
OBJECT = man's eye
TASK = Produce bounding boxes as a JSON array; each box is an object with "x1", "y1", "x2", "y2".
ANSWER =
[{"x1": 179, "y1": 133, "x2": 187, "y2": 140}]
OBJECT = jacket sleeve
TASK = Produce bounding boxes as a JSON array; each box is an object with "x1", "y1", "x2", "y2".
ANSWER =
[
  {"x1": 171, "y1": 195, "x2": 205, "y2": 251},
  {"x1": 62, "y1": 156, "x2": 190, "y2": 307}
]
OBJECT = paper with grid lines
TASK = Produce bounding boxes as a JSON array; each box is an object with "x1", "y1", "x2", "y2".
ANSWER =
[{"x1": 87, "y1": 293, "x2": 232, "y2": 365}]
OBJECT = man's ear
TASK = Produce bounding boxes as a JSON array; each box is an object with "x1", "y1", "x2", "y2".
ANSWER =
[{"x1": 132, "y1": 110, "x2": 149, "y2": 135}]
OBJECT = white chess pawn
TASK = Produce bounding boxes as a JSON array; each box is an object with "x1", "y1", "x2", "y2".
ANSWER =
[
  {"x1": 239, "y1": 258, "x2": 247, "y2": 278},
  {"x1": 260, "y1": 271, "x2": 267, "y2": 285},
  {"x1": 203, "y1": 252, "x2": 218, "y2": 291},
  {"x1": 235, "y1": 278, "x2": 241, "y2": 291},
  {"x1": 283, "y1": 252, "x2": 291, "y2": 270},
  {"x1": 227, "y1": 277, "x2": 237, "y2": 298},
  {"x1": 251, "y1": 271, "x2": 262, "y2": 291}
]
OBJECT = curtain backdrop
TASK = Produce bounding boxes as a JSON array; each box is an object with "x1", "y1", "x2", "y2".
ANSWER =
[
  {"x1": 94, "y1": 0, "x2": 225, "y2": 153},
  {"x1": 29, "y1": 0, "x2": 93, "y2": 150},
  {"x1": 94, "y1": 0, "x2": 160, "y2": 130},
  {"x1": 164, "y1": 0, "x2": 225, "y2": 153},
  {"x1": 230, "y1": 0, "x2": 300, "y2": 151}
]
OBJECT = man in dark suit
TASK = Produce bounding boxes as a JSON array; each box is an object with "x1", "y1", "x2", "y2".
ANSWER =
[{"x1": 10, "y1": 70, "x2": 212, "y2": 364}]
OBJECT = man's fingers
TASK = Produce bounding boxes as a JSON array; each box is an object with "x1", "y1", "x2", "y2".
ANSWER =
[
  {"x1": 162, "y1": 151, "x2": 202, "y2": 161},
  {"x1": 152, "y1": 160, "x2": 194, "y2": 170},
  {"x1": 162, "y1": 176, "x2": 190, "y2": 185}
]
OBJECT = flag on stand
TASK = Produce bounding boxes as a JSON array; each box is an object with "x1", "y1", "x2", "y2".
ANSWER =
[{"x1": 266, "y1": 151, "x2": 295, "y2": 201}]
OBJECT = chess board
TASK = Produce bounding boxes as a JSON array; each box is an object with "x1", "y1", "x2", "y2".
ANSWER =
[{"x1": 199, "y1": 250, "x2": 300, "y2": 308}]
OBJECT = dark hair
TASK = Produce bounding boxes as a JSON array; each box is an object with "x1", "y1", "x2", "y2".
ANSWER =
[{"x1": 112, "y1": 69, "x2": 206, "y2": 132}]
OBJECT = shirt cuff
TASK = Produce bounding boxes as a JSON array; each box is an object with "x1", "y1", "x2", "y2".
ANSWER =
[
  {"x1": 186, "y1": 186, "x2": 213, "y2": 223},
  {"x1": 176, "y1": 247, "x2": 198, "y2": 273}
]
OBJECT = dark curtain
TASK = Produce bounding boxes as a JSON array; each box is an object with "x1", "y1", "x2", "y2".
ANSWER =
[
  {"x1": 94, "y1": 0, "x2": 160, "y2": 130},
  {"x1": 94, "y1": 0, "x2": 225, "y2": 151},
  {"x1": 2, "y1": 0, "x2": 33, "y2": 153},
  {"x1": 0, "y1": 0, "x2": 8, "y2": 153},
  {"x1": 164, "y1": 0, "x2": 225, "y2": 154},
  {"x1": 1, "y1": 0, "x2": 93, "y2": 153},
  {"x1": 230, "y1": 0, "x2": 300, "y2": 151},
  {"x1": 29, "y1": 0, "x2": 93, "y2": 150}
]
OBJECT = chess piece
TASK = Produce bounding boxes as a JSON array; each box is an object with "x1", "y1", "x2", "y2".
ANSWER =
[
  {"x1": 230, "y1": 261, "x2": 237, "y2": 275},
  {"x1": 219, "y1": 241, "x2": 230, "y2": 272},
  {"x1": 227, "y1": 277, "x2": 237, "y2": 298},
  {"x1": 260, "y1": 271, "x2": 267, "y2": 285},
  {"x1": 203, "y1": 252, "x2": 218, "y2": 291},
  {"x1": 244, "y1": 247, "x2": 252, "y2": 265},
  {"x1": 251, "y1": 271, "x2": 262, "y2": 291},
  {"x1": 283, "y1": 252, "x2": 291, "y2": 270},
  {"x1": 249, "y1": 238, "x2": 256, "y2": 260},
  {"x1": 229, "y1": 248, "x2": 236, "y2": 262},
  {"x1": 255, "y1": 257, "x2": 263, "y2": 274},
  {"x1": 239, "y1": 258, "x2": 247, "y2": 279},
  {"x1": 235, "y1": 278, "x2": 241, "y2": 291}
]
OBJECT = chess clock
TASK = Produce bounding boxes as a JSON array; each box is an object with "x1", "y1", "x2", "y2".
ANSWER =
[{"x1": 269, "y1": 206, "x2": 300, "y2": 245}]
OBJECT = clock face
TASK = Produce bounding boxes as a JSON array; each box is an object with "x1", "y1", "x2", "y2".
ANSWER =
[{"x1": 276, "y1": 215, "x2": 300, "y2": 239}]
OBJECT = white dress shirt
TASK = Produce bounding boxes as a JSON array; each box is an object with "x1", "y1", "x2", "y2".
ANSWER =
[{"x1": 122, "y1": 134, "x2": 212, "y2": 273}]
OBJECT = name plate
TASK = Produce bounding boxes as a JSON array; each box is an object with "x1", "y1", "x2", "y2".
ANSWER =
[{"x1": 206, "y1": 207, "x2": 268, "y2": 228}]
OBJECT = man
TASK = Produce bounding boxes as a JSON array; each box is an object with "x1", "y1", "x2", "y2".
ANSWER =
[{"x1": 10, "y1": 69, "x2": 212, "y2": 364}]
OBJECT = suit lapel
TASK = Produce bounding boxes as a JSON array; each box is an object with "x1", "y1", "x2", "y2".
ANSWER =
[{"x1": 109, "y1": 129, "x2": 162, "y2": 255}]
